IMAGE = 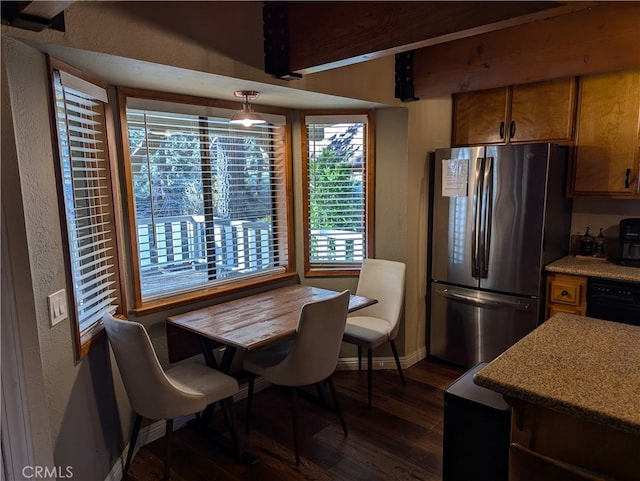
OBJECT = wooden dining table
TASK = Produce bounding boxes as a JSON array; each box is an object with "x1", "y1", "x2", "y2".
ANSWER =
[
  {"x1": 167, "y1": 283, "x2": 377, "y2": 373},
  {"x1": 166, "y1": 283, "x2": 376, "y2": 466}
]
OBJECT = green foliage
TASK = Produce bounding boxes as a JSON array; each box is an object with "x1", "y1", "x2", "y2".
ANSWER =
[
  {"x1": 130, "y1": 130, "x2": 204, "y2": 218},
  {"x1": 129, "y1": 128, "x2": 272, "y2": 221},
  {"x1": 309, "y1": 149, "x2": 363, "y2": 231}
]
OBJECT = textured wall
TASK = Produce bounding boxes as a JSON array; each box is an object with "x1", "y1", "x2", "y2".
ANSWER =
[
  {"x1": 2, "y1": 3, "x2": 449, "y2": 479},
  {"x1": 1, "y1": 37, "x2": 57, "y2": 473},
  {"x1": 2, "y1": 37, "x2": 132, "y2": 480},
  {"x1": 405, "y1": 99, "x2": 453, "y2": 359},
  {"x1": 570, "y1": 197, "x2": 640, "y2": 257}
]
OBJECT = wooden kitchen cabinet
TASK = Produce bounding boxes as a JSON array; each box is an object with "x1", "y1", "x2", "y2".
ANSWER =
[
  {"x1": 510, "y1": 79, "x2": 576, "y2": 144},
  {"x1": 569, "y1": 69, "x2": 640, "y2": 197},
  {"x1": 453, "y1": 87, "x2": 509, "y2": 145},
  {"x1": 510, "y1": 443, "x2": 607, "y2": 481},
  {"x1": 453, "y1": 78, "x2": 576, "y2": 146},
  {"x1": 508, "y1": 400, "x2": 640, "y2": 481},
  {"x1": 475, "y1": 315, "x2": 640, "y2": 481},
  {"x1": 545, "y1": 273, "x2": 587, "y2": 319}
]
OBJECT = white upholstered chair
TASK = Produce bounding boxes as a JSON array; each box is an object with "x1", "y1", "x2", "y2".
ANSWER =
[
  {"x1": 342, "y1": 258, "x2": 407, "y2": 409},
  {"x1": 243, "y1": 290, "x2": 350, "y2": 466},
  {"x1": 103, "y1": 313, "x2": 241, "y2": 481}
]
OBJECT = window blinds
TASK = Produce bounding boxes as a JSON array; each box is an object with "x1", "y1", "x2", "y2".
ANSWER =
[
  {"x1": 125, "y1": 105, "x2": 287, "y2": 302},
  {"x1": 53, "y1": 70, "x2": 118, "y2": 333},
  {"x1": 305, "y1": 116, "x2": 368, "y2": 265}
]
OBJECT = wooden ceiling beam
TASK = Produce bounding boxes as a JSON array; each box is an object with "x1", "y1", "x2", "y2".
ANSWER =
[
  {"x1": 20, "y1": 1, "x2": 75, "y2": 20},
  {"x1": 284, "y1": 1, "x2": 593, "y2": 75},
  {"x1": 412, "y1": 2, "x2": 640, "y2": 98},
  {"x1": 1, "y1": 1, "x2": 73, "y2": 31}
]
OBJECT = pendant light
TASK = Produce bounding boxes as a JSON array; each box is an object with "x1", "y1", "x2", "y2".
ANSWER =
[{"x1": 229, "y1": 90, "x2": 266, "y2": 127}]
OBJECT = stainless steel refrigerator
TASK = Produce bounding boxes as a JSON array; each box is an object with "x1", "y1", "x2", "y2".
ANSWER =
[{"x1": 428, "y1": 144, "x2": 572, "y2": 368}]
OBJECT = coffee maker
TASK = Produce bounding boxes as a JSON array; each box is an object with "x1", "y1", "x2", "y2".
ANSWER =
[{"x1": 619, "y1": 218, "x2": 640, "y2": 267}]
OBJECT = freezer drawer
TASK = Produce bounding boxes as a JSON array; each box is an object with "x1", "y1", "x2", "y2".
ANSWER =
[{"x1": 429, "y1": 283, "x2": 539, "y2": 368}]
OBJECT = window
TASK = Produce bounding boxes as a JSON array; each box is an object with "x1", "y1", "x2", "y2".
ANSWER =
[
  {"x1": 48, "y1": 60, "x2": 123, "y2": 359},
  {"x1": 118, "y1": 90, "x2": 293, "y2": 310},
  {"x1": 302, "y1": 112, "x2": 375, "y2": 276}
]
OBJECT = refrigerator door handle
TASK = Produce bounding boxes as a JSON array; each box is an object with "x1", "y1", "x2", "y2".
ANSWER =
[
  {"x1": 471, "y1": 157, "x2": 484, "y2": 279},
  {"x1": 436, "y1": 288, "x2": 531, "y2": 311},
  {"x1": 480, "y1": 157, "x2": 494, "y2": 278}
]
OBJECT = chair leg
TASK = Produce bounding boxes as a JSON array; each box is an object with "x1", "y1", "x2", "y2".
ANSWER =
[
  {"x1": 389, "y1": 339, "x2": 406, "y2": 386},
  {"x1": 291, "y1": 387, "x2": 300, "y2": 466},
  {"x1": 314, "y1": 381, "x2": 329, "y2": 406},
  {"x1": 200, "y1": 402, "x2": 216, "y2": 433},
  {"x1": 124, "y1": 413, "x2": 143, "y2": 479},
  {"x1": 164, "y1": 419, "x2": 173, "y2": 481},
  {"x1": 245, "y1": 375, "x2": 255, "y2": 434},
  {"x1": 327, "y1": 376, "x2": 348, "y2": 435},
  {"x1": 220, "y1": 397, "x2": 242, "y2": 463},
  {"x1": 367, "y1": 348, "x2": 373, "y2": 410},
  {"x1": 357, "y1": 345, "x2": 362, "y2": 371}
]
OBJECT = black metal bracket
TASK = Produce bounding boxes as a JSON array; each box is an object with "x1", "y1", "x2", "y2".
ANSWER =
[
  {"x1": 263, "y1": 1, "x2": 302, "y2": 81},
  {"x1": 395, "y1": 51, "x2": 419, "y2": 102},
  {"x1": 1, "y1": 2, "x2": 66, "y2": 32}
]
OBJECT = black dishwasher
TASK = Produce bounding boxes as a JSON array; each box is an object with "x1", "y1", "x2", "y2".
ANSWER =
[
  {"x1": 443, "y1": 362, "x2": 510, "y2": 481},
  {"x1": 586, "y1": 278, "x2": 640, "y2": 326}
]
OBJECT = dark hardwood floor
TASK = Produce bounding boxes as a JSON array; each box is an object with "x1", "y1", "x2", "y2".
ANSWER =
[{"x1": 127, "y1": 357, "x2": 465, "y2": 481}]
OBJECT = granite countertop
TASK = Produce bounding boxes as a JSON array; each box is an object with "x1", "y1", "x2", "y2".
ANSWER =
[
  {"x1": 474, "y1": 313, "x2": 640, "y2": 434},
  {"x1": 545, "y1": 255, "x2": 640, "y2": 282}
]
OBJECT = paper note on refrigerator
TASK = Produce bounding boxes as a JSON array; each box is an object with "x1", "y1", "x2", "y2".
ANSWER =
[{"x1": 442, "y1": 158, "x2": 469, "y2": 197}]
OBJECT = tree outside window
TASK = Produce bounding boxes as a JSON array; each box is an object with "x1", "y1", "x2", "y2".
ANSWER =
[
  {"x1": 303, "y1": 112, "x2": 374, "y2": 276},
  {"x1": 120, "y1": 95, "x2": 292, "y2": 310}
]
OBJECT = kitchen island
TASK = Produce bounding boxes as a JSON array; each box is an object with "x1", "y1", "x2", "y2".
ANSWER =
[{"x1": 474, "y1": 313, "x2": 640, "y2": 481}]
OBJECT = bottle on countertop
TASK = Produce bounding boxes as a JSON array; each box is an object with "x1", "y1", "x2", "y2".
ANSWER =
[
  {"x1": 579, "y1": 227, "x2": 594, "y2": 256},
  {"x1": 593, "y1": 228, "x2": 607, "y2": 258}
]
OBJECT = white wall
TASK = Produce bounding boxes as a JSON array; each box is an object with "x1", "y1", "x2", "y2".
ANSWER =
[
  {"x1": 2, "y1": 37, "x2": 128, "y2": 480},
  {"x1": 405, "y1": 98, "x2": 453, "y2": 358},
  {"x1": 5, "y1": 3, "x2": 632, "y2": 479},
  {"x1": 1, "y1": 42, "x2": 56, "y2": 475},
  {"x1": 570, "y1": 197, "x2": 640, "y2": 257},
  {"x1": 0, "y1": 4, "x2": 436, "y2": 479}
]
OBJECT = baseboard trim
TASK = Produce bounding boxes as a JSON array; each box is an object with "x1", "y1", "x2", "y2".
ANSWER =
[
  {"x1": 103, "y1": 377, "x2": 269, "y2": 481},
  {"x1": 104, "y1": 348, "x2": 427, "y2": 481},
  {"x1": 336, "y1": 346, "x2": 427, "y2": 371}
]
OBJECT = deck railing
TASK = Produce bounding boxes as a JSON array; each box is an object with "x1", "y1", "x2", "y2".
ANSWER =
[
  {"x1": 134, "y1": 217, "x2": 363, "y2": 297},
  {"x1": 136, "y1": 215, "x2": 273, "y2": 278},
  {"x1": 310, "y1": 228, "x2": 364, "y2": 262}
]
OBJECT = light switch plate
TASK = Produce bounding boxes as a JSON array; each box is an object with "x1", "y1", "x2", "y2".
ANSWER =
[{"x1": 48, "y1": 289, "x2": 68, "y2": 327}]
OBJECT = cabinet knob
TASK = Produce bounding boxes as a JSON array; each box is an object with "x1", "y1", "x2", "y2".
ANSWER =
[
  {"x1": 499, "y1": 121, "x2": 505, "y2": 139},
  {"x1": 624, "y1": 168, "x2": 632, "y2": 189},
  {"x1": 561, "y1": 290, "x2": 569, "y2": 296},
  {"x1": 509, "y1": 120, "x2": 516, "y2": 139}
]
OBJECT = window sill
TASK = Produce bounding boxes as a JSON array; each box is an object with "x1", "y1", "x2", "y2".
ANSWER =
[
  {"x1": 305, "y1": 267, "x2": 362, "y2": 278},
  {"x1": 129, "y1": 271, "x2": 299, "y2": 316},
  {"x1": 76, "y1": 324, "x2": 107, "y2": 360}
]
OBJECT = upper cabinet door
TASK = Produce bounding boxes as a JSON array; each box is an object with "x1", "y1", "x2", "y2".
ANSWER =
[
  {"x1": 510, "y1": 78, "x2": 577, "y2": 144},
  {"x1": 453, "y1": 79, "x2": 577, "y2": 147},
  {"x1": 453, "y1": 88, "x2": 509, "y2": 146},
  {"x1": 571, "y1": 70, "x2": 640, "y2": 197}
]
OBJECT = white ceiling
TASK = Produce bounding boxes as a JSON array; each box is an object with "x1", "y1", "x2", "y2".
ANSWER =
[{"x1": 26, "y1": 39, "x2": 385, "y2": 110}]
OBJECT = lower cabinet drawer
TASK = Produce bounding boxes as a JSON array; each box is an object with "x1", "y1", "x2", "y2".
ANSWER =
[
  {"x1": 551, "y1": 282, "x2": 581, "y2": 306},
  {"x1": 549, "y1": 280, "x2": 582, "y2": 305},
  {"x1": 545, "y1": 273, "x2": 588, "y2": 320}
]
